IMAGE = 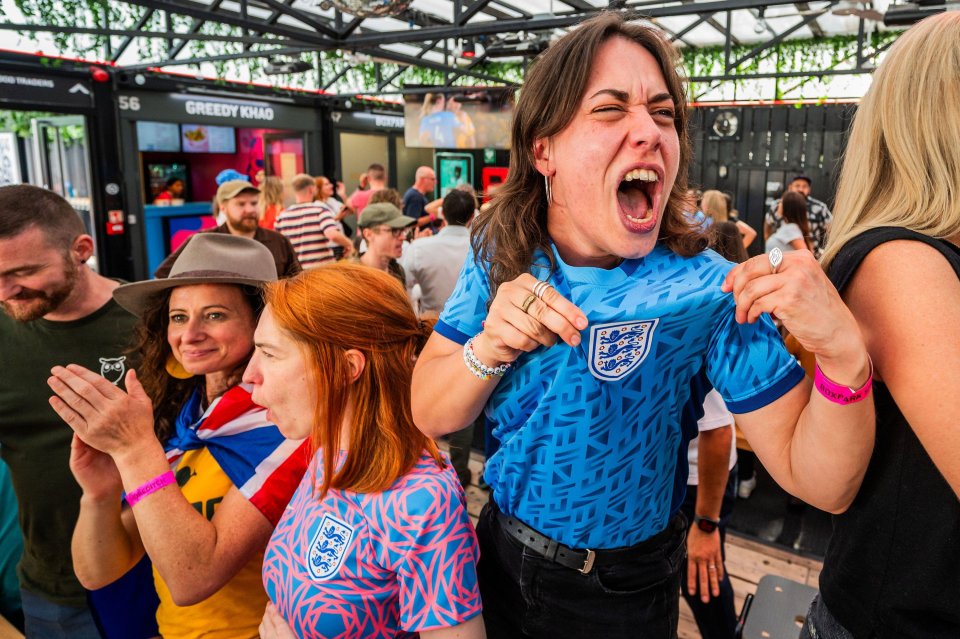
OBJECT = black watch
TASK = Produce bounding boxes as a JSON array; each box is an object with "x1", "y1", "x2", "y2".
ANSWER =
[{"x1": 694, "y1": 515, "x2": 720, "y2": 534}]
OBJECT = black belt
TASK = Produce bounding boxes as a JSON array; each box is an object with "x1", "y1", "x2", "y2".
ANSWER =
[{"x1": 493, "y1": 505, "x2": 683, "y2": 576}]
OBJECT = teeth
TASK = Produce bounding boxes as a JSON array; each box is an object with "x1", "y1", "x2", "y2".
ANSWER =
[
  {"x1": 626, "y1": 210, "x2": 655, "y2": 224},
  {"x1": 623, "y1": 168, "x2": 658, "y2": 182}
]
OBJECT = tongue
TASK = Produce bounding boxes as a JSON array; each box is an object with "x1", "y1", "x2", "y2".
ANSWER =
[{"x1": 617, "y1": 183, "x2": 652, "y2": 216}]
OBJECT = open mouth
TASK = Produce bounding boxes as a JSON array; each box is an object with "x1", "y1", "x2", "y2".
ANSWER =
[{"x1": 617, "y1": 168, "x2": 660, "y2": 232}]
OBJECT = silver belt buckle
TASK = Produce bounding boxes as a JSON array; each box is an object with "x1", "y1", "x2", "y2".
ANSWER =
[{"x1": 579, "y1": 549, "x2": 596, "y2": 575}]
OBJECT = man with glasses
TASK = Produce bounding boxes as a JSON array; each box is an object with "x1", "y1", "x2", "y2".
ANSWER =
[{"x1": 353, "y1": 202, "x2": 417, "y2": 288}]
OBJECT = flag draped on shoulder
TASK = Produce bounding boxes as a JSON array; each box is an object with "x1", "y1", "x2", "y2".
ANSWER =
[{"x1": 165, "y1": 384, "x2": 309, "y2": 525}]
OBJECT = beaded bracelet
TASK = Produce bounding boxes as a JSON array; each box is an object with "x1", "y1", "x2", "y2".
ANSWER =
[{"x1": 463, "y1": 336, "x2": 512, "y2": 381}]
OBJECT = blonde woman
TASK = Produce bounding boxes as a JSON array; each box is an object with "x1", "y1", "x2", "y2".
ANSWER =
[
  {"x1": 701, "y1": 189, "x2": 756, "y2": 248},
  {"x1": 804, "y1": 13, "x2": 960, "y2": 639},
  {"x1": 258, "y1": 176, "x2": 285, "y2": 230}
]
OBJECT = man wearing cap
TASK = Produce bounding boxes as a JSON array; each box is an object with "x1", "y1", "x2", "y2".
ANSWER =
[
  {"x1": 764, "y1": 175, "x2": 833, "y2": 258},
  {"x1": 352, "y1": 202, "x2": 416, "y2": 287},
  {"x1": 275, "y1": 173, "x2": 354, "y2": 268},
  {"x1": 155, "y1": 179, "x2": 301, "y2": 279},
  {"x1": 0, "y1": 184, "x2": 137, "y2": 637}
]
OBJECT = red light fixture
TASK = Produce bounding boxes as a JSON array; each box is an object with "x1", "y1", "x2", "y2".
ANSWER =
[
  {"x1": 89, "y1": 65, "x2": 110, "y2": 83},
  {"x1": 461, "y1": 38, "x2": 475, "y2": 58}
]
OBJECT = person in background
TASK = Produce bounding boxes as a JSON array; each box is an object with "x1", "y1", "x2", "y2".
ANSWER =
[
  {"x1": 348, "y1": 163, "x2": 387, "y2": 216},
  {"x1": 403, "y1": 188, "x2": 478, "y2": 490},
  {"x1": 765, "y1": 191, "x2": 812, "y2": 254},
  {"x1": 0, "y1": 184, "x2": 138, "y2": 638},
  {"x1": 215, "y1": 169, "x2": 247, "y2": 186},
  {"x1": 0, "y1": 456, "x2": 23, "y2": 632},
  {"x1": 764, "y1": 175, "x2": 832, "y2": 258},
  {"x1": 804, "y1": 13, "x2": 960, "y2": 637},
  {"x1": 275, "y1": 174, "x2": 353, "y2": 268},
  {"x1": 245, "y1": 264, "x2": 484, "y2": 639},
  {"x1": 680, "y1": 220, "x2": 746, "y2": 639},
  {"x1": 701, "y1": 189, "x2": 756, "y2": 248},
  {"x1": 352, "y1": 203, "x2": 415, "y2": 288},
  {"x1": 403, "y1": 166, "x2": 443, "y2": 232},
  {"x1": 50, "y1": 234, "x2": 309, "y2": 639},
  {"x1": 154, "y1": 178, "x2": 185, "y2": 204},
  {"x1": 258, "y1": 176, "x2": 285, "y2": 231},
  {"x1": 419, "y1": 93, "x2": 461, "y2": 148},
  {"x1": 155, "y1": 180, "x2": 301, "y2": 280},
  {"x1": 314, "y1": 176, "x2": 354, "y2": 235}
]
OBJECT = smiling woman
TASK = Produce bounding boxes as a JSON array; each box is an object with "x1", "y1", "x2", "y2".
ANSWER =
[
  {"x1": 412, "y1": 12, "x2": 876, "y2": 639},
  {"x1": 47, "y1": 234, "x2": 309, "y2": 639}
]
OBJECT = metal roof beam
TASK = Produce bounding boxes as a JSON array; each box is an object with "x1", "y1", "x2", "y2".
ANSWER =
[
  {"x1": 728, "y1": 7, "x2": 829, "y2": 70},
  {"x1": 795, "y1": 2, "x2": 826, "y2": 37},
  {"x1": 167, "y1": 0, "x2": 224, "y2": 60},
  {"x1": 0, "y1": 22, "x2": 306, "y2": 45},
  {"x1": 110, "y1": 8, "x2": 154, "y2": 62},
  {"x1": 122, "y1": 44, "x2": 310, "y2": 70},
  {"x1": 457, "y1": 0, "x2": 497, "y2": 26},
  {"x1": 121, "y1": 0, "x2": 331, "y2": 45},
  {"x1": 256, "y1": 0, "x2": 339, "y2": 38}
]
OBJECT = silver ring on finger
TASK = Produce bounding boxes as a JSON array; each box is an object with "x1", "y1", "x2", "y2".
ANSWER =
[
  {"x1": 533, "y1": 280, "x2": 552, "y2": 300},
  {"x1": 768, "y1": 247, "x2": 784, "y2": 275},
  {"x1": 707, "y1": 564, "x2": 717, "y2": 572}
]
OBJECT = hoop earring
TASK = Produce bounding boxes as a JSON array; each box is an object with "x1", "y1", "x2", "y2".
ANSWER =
[
  {"x1": 544, "y1": 175, "x2": 553, "y2": 205},
  {"x1": 165, "y1": 354, "x2": 193, "y2": 379}
]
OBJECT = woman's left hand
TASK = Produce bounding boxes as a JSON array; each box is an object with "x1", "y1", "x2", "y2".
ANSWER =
[
  {"x1": 259, "y1": 602, "x2": 297, "y2": 639},
  {"x1": 722, "y1": 249, "x2": 869, "y2": 383},
  {"x1": 48, "y1": 365, "x2": 157, "y2": 458}
]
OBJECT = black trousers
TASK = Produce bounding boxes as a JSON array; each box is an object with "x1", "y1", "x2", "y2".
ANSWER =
[{"x1": 476, "y1": 501, "x2": 686, "y2": 639}]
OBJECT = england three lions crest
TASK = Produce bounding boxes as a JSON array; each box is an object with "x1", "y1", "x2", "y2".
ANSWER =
[
  {"x1": 307, "y1": 514, "x2": 354, "y2": 581},
  {"x1": 588, "y1": 319, "x2": 659, "y2": 382}
]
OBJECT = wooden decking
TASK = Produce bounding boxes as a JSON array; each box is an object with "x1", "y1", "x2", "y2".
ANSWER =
[{"x1": 457, "y1": 452, "x2": 823, "y2": 639}]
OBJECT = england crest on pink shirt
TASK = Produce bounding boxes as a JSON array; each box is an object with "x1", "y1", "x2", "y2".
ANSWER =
[
  {"x1": 307, "y1": 514, "x2": 354, "y2": 580},
  {"x1": 588, "y1": 319, "x2": 659, "y2": 382}
]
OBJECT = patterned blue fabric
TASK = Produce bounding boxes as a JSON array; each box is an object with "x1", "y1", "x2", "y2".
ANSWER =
[{"x1": 437, "y1": 242, "x2": 804, "y2": 548}]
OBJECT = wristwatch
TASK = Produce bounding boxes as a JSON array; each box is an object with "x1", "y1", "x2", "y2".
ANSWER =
[{"x1": 694, "y1": 515, "x2": 720, "y2": 534}]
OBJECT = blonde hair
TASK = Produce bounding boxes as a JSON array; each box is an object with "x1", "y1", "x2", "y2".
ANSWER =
[
  {"x1": 701, "y1": 189, "x2": 729, "y2": 223},
  {"x1": 821, "y1": 12, "x2": 960, "y2": 270},
  {"x1": 258, "y1": 176, "x2": 284, "y2": 219}
]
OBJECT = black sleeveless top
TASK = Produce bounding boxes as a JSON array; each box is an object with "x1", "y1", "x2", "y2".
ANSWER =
[{"x1": 820, "y1": 227, "x2": 960, "y2": 638}]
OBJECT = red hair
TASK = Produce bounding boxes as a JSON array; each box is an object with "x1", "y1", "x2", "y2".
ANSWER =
[{"x1": 264, "y1": 263, "x2": 441, "y2": 496}]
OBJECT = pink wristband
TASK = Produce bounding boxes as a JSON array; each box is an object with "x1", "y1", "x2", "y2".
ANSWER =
[
  {"x1": 814, "y1": 356, "x2": 873, "y2": 405},
  {"x1": 126, "y1": 471, "x2": 175, "y2": 507}
]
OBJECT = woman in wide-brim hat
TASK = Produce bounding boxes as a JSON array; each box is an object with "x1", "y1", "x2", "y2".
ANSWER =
[{"x1": 47, "y1": 233, "x2": 309, "y2": 639}]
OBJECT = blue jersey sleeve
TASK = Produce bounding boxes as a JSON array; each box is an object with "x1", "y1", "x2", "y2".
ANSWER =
[
  {"x1": 380, "y1": 474, "x2": 482, "y2": 631},
  {"x1": 435, "y1": 247, "x2": 491, "y2": 345},
  {"x1": 706, "y1": 298, "x2": 805, "y2": 414}
]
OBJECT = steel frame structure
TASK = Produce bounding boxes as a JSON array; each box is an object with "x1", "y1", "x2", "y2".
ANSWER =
[{"x1": 0, "y1": 0, "x2": 909, "y2": 96}]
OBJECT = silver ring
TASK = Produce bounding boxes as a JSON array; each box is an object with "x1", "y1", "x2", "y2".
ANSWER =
[
  {"x1": 532, "y1": 280, "x2": 552, "y2": 300},
  {"x1": 768, "y1": 247, "x2": 784, "y2": 275},
  {"x1": 708, "y1": 564, "x2": 717, "y2": 571}
]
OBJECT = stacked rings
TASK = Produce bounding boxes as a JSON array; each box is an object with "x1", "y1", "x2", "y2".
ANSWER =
[{"x1": 532, "y1": 280, "x2": 552, "y2": 300}]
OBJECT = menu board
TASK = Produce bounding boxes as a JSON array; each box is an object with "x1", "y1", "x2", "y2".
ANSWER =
[
  {"x1": 136, "y1": 121, "x2": 181, "y2": 152},
  {"x1": 181, "y1": 124, "x2": 236, "y2": 154}
]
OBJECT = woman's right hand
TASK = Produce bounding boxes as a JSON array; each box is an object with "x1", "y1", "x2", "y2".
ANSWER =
[
  {"x1": 259, "y1": 603, "x2": 297, "y2": 639},
  {"x1": 472, "y1": 273, "x2": 588, "y2": 366},
  {"x1": 70, "y1": 433, "x2": 123, "y2": 502}
]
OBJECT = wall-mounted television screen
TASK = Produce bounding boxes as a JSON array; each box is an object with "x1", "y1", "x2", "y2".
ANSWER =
[
  {"x1": 136, "y1": 121, "x2": 181, "y2": 152},
  {"x1": 181, "y1": 124, "x2": 237, "y2": 154},
  {"x1": 403, "y1": 87, "x2": 515, "y2": 150}
]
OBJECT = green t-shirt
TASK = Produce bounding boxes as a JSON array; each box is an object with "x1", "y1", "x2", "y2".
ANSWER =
[{"x1": 0, "y1": 298, "x2": 137, "y2": 606}]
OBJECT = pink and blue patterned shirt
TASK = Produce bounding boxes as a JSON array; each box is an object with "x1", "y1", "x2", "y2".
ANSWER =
[{"x1": 262, "y1": 450, "x2": 482, "y2": 638}]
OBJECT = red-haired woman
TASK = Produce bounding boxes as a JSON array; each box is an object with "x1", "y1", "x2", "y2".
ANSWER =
[{"x1": 243, "y1": 263, "x2": 484, "y2": 639}]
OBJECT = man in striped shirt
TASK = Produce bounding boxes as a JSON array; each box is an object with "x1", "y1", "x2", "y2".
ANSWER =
[{"x1": 275, "y1": 174, "x2": 354, "y2": 268}]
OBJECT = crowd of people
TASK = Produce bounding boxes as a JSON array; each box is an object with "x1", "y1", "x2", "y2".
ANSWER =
[{"x1": 0, "y1": 9, "x2": 958, "y2": 639}]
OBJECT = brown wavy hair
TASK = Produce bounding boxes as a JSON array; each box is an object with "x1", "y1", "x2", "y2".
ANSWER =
[
  {"x1": 472, "y1": 12, "x2": 706, "y2": 295},
  {"x1": 264, "y1": 263, "x2": 441, "y2": 497},
  {"x1": 133, "y1": 285, "x2": 265, "y2": 444}
]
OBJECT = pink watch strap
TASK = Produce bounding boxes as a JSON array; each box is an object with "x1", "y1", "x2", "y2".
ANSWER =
[
  {"x1": 126, "y1": 470, "x2": 176, "y2": 507},
  {"x1": 814, "y1": 356, "x2": 873, "y2": 405}
]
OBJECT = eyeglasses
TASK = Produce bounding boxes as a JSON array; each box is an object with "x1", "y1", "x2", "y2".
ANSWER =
[{"x1": 372, "y1": 226, "x2": 407, "y2": 238}]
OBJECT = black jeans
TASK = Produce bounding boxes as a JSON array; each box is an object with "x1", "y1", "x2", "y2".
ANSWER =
[
  {"x1": 476, "y1": 501, "x2": 686, "y2": 639},
  {"x1": 799, "y1": 595, "x2": 854, "y2": 639}
]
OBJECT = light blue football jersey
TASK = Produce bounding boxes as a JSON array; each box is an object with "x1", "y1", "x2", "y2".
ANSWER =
[{"x1": 436, "y1": 242, "x2": 804, "y2": 549}]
